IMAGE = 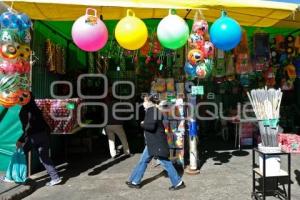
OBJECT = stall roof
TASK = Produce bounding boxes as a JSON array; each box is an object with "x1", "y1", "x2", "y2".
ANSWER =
[{"x1": 3, "y1": 0, "x2": 300, "y2": 27}]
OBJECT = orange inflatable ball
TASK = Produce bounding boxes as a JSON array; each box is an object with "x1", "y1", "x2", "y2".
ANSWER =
[
  {"x1": 188, "y1": 49, "x2": 205, "y2": 66},
  {"x1": 17, "y1": 90, "x2": 31, "y2": 105},
  {"x1": 115, "y1": 10, "x2": 148, "y2": 50},
  {"x1": 0, "y1": 90, "x2": 19, "y2": 108}
]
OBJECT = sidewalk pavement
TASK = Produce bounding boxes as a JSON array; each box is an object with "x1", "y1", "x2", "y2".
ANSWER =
[
  {"x1": 0, "y1": 175, "x2": 35, "y2": 200},
  {"x1": 1, "y1": 149, "x2": 298, "y2": 200}
]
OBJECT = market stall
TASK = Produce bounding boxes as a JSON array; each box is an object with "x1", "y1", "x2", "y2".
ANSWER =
[{"x1": 0, "y1": 0, "x2": 299, "y2": 175}]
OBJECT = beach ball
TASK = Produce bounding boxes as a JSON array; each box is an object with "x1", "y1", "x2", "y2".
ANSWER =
[
  {"x1": 204, "y1": 41, "x2": 214, "y2": 57},
  {"x1": 188, "y1": 49, "x2": 204, "y2": 66},
  {"x1": 196, "y1": 63, "x2": 207, "y2": 79},
  {"x1": 0, "y1": 29, "x2": 18, "y2": 43},
  {"x1": 192, "y1": 20, "x2": 208, "y2": 35},
  {"x1": 17, "y1": 90, "x2": 31, "y2": 105},
  {"x1": 72, "y1": 8, "x2": 108, "y2": 52},
  {"x1": 0, "y1": 11, "x2": 18, "y2": 29},
  {"x1": 16, "y1": 13, "x2": 32, "y2": 30},
  {"x1": 17, "y1": 44, "x2": 31, "y2": 60},
  {"x1": 157, "y1": 10, "x2": 189, "y2": 50},
  {"x1": 0, "y1": 43, "x2": 19, "y2": 59},
  {"x1": 18, "y1": 29, "x2": 31, "y2": 44},
  {"x1": 210, "y1": 11, "x2": 242, "y2": 51},
  {"x1": 115, "y1": 9, "x2": 148, "y2": 50},
  {"x1": 188, "y1": 33, "x2": 204, "y2": 49},
  {"x1": 184, "y1": 62, "x2": 196, "y2": 77}
]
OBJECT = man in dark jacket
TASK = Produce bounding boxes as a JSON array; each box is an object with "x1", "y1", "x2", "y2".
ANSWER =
[
  {"x1": 16, "y1": 93, "x2": 61, "y2": 186},
  {"x1": 126, "y1": 94, "x2": 185, "y2": 190}
]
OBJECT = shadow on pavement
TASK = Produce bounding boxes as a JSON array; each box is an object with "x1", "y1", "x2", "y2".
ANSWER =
[
  {"x1": 198, "y1": 136, "x2": 250, "y2": 169},
  {"x1": 140, "y1": 171, "x2": 166, "y2": 187},
  {"x1": 88, "y1": 154, "x2": 131, "y2": 176}
]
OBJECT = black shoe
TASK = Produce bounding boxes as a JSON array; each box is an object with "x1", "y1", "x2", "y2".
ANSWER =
[
  {"x1": 125, "y1": 181, "x2": 141, "y2": 189},
  {"x1": 169, "y1": 181, "x2": 185, "y2": 191}
]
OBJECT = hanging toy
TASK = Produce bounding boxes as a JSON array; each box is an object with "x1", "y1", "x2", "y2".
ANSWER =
[
  {"x1": 203, "y1": 41, "x2": 214, "y2": 58},
  {"x1": 18, "y1": 29, "x2": 31, "y2": 44},
  {"x1": 196, "y1": 62, "x2": 207, "y2": 79},
  {"x1": 264, "y1": 67, "x2": 276, "y2": 87},
  {"x1": 187, "y1": 49, "x2": 204, "y2": 66},
  {"x1": 184, "y1": 62, "x2": 196, "y2": 77},
  {"x1": 17, "y1": 89, "x2": 31, "y2": 105},
  {"x1": 0, "y1": 11, "x2": 18, "y2": 29},
  {"x1": 188, "y1": 33, "x2": 204, "y2": 49},
  {"x1": 72, "y1": 8, "x2": 108, "y2": 52},
  {"x1": 284, "y1": 63, "x2": 296, "y2": 80},
  {"x1": 192, "y1": 19, "x2": 208, "y2": 35},
  {"x1": 157, "y1": 9, "x2": 189, "y2": 50},
  {"x1": 0, "y1": 29, "x2": 18, "y2": 44},
  {"x1": 236, "y1": 53, "x2": 251, "y2": 74},
  {"x1": 0, "y1": 90, "x2": 19, "y2": 108},
  {"x1": 275, "y1": 35, "x2": 285, "y2": 51},
  {"x1": 0, "y1": 43, "x2": 19, "y2": 59},
  {"x1": 16, "y1": 13, "x2": 32, "y2": 30},
  {"x1": 17, "y1": 44, "x2": 31, "y2": 60},
  {"x1": 225, "y1": 52, "x2": 235, "y2": 81},
  {"x1": 210, "y1": 11, "x2": 242, "y2": 51},
  {"x1": 115, "y1": 9, "x2": 148, "y2": 50}
]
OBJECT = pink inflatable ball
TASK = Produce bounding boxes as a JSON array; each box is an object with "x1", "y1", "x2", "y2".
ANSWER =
[
  {"x1": 192, "y1": 20, "x2": 208, "y2": 35},
  {"x1": 0, "y1": 59, "x2": 30, "y2": 74},
  {"x1": 72, "y1": 8, "x2": 108, "y2": 52},
  {"x1": 204, "y1": 41, "x2": 215, "y2": 58}
]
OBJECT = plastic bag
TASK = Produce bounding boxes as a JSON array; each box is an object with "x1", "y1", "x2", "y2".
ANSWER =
[{"x1": 5, "y1": 148, "x2": 27, "y2": 183}]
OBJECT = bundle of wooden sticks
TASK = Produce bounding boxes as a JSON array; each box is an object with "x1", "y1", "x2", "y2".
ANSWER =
[{"x1": 247, "y1": 87, "x2": 283, "y2": 147}]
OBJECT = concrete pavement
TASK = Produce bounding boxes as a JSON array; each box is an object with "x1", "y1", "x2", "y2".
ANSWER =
[{"x1": 19, "y1": 150, "x2": 300, "y2": 200}]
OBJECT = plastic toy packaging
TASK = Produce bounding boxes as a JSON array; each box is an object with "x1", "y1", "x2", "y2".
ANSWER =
[
  {"x1": 178, "y1": 120, "x2": 185, "y2": 132},
  {"x1": 176, "y1": 82, "x2": 184, "y2": 94},
  {"x1": 151, "y1": 78, "x2": 166, "y2": 93},
  {"x1": 166, "y1": 78, "x2": 175, "y2": 92},
  {"x1": 175, "y1": 150, "x2": 184, "y2": 165}
]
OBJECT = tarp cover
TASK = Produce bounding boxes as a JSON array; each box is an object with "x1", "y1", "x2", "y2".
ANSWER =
[{"x1": 3, "y1": 0, "x2": 300, "y2": 27}]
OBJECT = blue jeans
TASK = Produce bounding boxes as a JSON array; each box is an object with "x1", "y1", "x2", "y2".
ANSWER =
[{"x1": 128, "y1": 147, "x2": 182, "y2": 187}]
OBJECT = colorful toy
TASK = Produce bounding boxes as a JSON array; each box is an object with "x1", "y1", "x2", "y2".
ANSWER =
[
  {"x1": 16, "y1": 44, "x2": 31, "y2": 60},
  {"x1": 0, "y1": 11, "x2": 18, "y2": 29},
  {"x1": 184, "y1": 62, "x2": 196, "y2": 77},
  {"x1": 18, "y1": 30, "x2": 31, "y2": 44},
  {"x1": 157, "y1": 9, "x2": 189, "y2": 50},
  {"x1": 0, "y1": 43, "x2": 19, "y2": 59},
  {"x1": 264, "y1": 67, "x2": 276, "y2": 87},
  {"x1": 284, "y1": 63, "x2": 296, "y2": 80},
  {"x1": 192, "y1": 19, "x2": 208, "y2": 35},
  {"x1": 115, "y1": 9, "x2": 147, "y2": 50},
  {"x1": 188, "y1": 33, "x2": 204, "y2": 49},
  {"x1": 0, "y1": 60, "x2": 30, "y2": 74},
  {"x1": 72, "y1": 8, "x2": 108, "y2": 52},
  {"x1": 188, "y1": 49, "x2": 204, "y2": 65},
  {"x1": 0, "y1": 10, "x2": 31, "y2": 108},
  {"x1": 196, "y1": 62, "x2": 207, "y2": 78},
  {"x1": 0, "y1": 90, "x2": 19, "y2": 107},
  {"x1": 17, "y1": 89, "x2": 31, "y2": 105},
  {"x1": 210, "y1": 11, "x2": 242, "y2": 51},
  {"x1": 16, "y1": 13, "x2": 32, "y2": 30},
  {"x1": 203, "y1": 41, "x2": 214, "y2": 57},
  {"x1": 0, "y1": 29, "x2": 18, "y2": 43}
]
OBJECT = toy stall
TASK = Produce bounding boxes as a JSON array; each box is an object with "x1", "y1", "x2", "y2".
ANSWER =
[{"x1": 0, "y1": 0, "x2": 300, "y2": 173}]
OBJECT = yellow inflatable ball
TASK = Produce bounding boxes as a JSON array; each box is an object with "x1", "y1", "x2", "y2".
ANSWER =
[{"x1": 115, "y1": 10, "x2": 148, "y2": 50}]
